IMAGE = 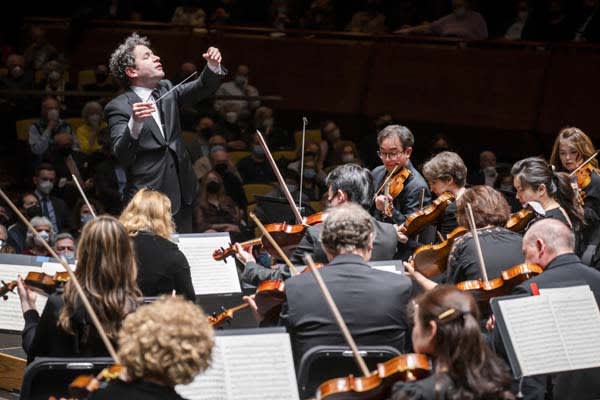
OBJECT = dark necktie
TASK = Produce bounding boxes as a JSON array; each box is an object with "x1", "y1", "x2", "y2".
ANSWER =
[{"x1": 151, "y1": 89, "x2": 167, "y2": 140}]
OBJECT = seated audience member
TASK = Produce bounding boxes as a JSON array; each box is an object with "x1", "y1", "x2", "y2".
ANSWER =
[
  {"x1": 23, "y1": 27, "x2": 59, "y2": 71},
  {"x1": 17, "y1": 216, "x2": 141, "y2": 363},
  {"x1": 81, "y1": 64, "x2": 119, "y2": 106},
  {"x1": 28, "y1": 97, "x2": 73, "y2": 158},
  {"x1": 120, "y1": 189, "x2": 195, "y2": 301},
  {"x1": 573, "y1": 0, "x2": 600, "y2": 42},
  {"x1": 7, "y1": 192, "x2": 41, "y2": 253},
  {"x1": 88, "y1": 296, "x2": 214, "y2": 399},
  {"x1": 346, "y1": 0, "x2": 387, "y2": 33},
  {"x1": 186, "y1": 116, "x2": 216, "y2": 163},
  {"x1": 22, "y1": 216, "x2": 54, "y2": 257},
  {"x1": 76, "y1": 101, "x2": 107, "y2": 155},
  {"x1": 237, "y1": 133, "x2": 277, "y2": 183},
  {"x1": 468, "y1": 150, "x2": 498, "y2": 187},
  {"x1": 504, "y1": 0, "x2": 532, "y2": 40},
  {"x1": 54, "y1": 232, "x2": 76, "y2": 264},
  {"x1": 214, "y1": 103, "x2": 248, "y2": 150},
  {"x1": 395, "y1": 0, "x2": 488, "y2": 40},
  {"x1": 243, "y1": 202, "x2": 413, "y2": 364},
  {"x1": 253, "y1": 106, "x2": 293, "y2": 151},
  {"x1": 193, "y1": 134, "x2": 227, "y2": 180},
  {"x1": 300, "y1": 0, "x2": 336, "y2": 30},
  {"x1": 194, "y1": 171, "x2": 247, "y2": 241},
  {"x1": 70, "y1": 198, "x2": 104, "y2": 238},
  {"x1": 209, "y1": 146, "x2": 247, "y2": 210},
  {"x1": 171, "y1": 1, "x2": 206, "y2": 27},
  {"x1": 390, "y1": 285, "x2": 514, "y2": 400},
  {"x1": 33, "y1": 163, "x2": 71, "y2": 233},
  {"x1": 0, "y1": 223, "x2": 15, "y2": 253},
  {"x1": 33, "y1": 60, "x2": 76, "y2": 112},
  {"x1": 287, "y1": 141, "x2": 326, "y2": 184},
  {"x1": 0, "y1": 54, "x2": 34, "y2": 90},
  {"x1": 332, "y1": 140, "x2": 363, "y2": 167},
  {"x1": 214, "y1": 64, "x2": 260, "y2": 120},
  {"x1": 320, "y1": 120, "x2": 342, "y2": 168}
]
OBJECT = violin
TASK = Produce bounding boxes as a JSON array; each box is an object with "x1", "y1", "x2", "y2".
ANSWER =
[
  {"x1": 568, "y1": 151, "x2": 599, "y2": 205},
  {"x1": 68, "y1": 364, "x2": 123, "y2": 398},
  {"x1": 0, "y1": 271, "x2": 69, "y2": 300},
  {"x1": 412, "y1": 226, "x2": 468, "y2": 277},
  {"x1": 505, "y1": 208, "x2": 535, "y2": 233},
  {"x1": 374, "y1": 166, "x2": 411, "y2": 218},
  {"x1": 456, "y1": 263, "x2": 543, "y2": 304},
  {"x1": 403, "y1": 192, "x2": 455, "y2": 237},
  {"x1": 213, "y1": 212, "x2": 326, "y2": 262}
]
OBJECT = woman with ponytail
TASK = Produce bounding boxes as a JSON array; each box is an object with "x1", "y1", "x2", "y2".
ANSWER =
[{"x1": 389, "y1": 285, "x2": 514, "y2": 400}]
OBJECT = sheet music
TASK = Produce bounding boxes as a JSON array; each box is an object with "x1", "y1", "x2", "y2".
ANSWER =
[
  {"x1": 176, "y1": 332, "x2": 299, "y2": 400},
  {"x1": 371, "y1": 264, "x2": 402, "y2": 275},
  {"x1": 176, "y1": 234, "x2": 241, "y2": 295},
  {"x1": 498, "y1": 286, "x2": 600, "y2": 376},
  {"x1": 0, "y1": 263, "x2": 49, "y2": 332},
  {"x1": 41, "y1": 262, "x2": 73, "y2": 274}
]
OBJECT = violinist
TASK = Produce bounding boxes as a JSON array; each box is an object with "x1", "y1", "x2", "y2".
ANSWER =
[
  {"x1": 243, "y1": 203, "x2": 413, "y2": 364},
  {"x1": 406, "y1": 186, "x2": 523, "y2": 291},
  {"x1": 372, "y1": 125, "x2": 432, "y2": 226},
  {"x1": 239, "y1": 164, "x2": 402, "y2": 286},
  {"x1": 511, "y1": 157, "x2": 584, "y2": 236},
  {"x1": 549, "y1": 126, "x2": 600, "y2": 268},
  {"x1": 17, "y1": 216, "x2": 141, "y2": 363},
  {"x1": 491, "y1": 219, "x2": 600, "y2": 400},
  {"x1": 421, "y1": 151, "x2": 468, "y2": 237},
  {"x1": 87, "y1": 296, "x2": 214, "y2": 400},
  {"x1": 389, "y1": 285, "x2": 514, "y2": 400}
]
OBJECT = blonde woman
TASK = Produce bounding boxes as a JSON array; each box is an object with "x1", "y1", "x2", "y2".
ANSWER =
[
  {"x1": 17, "y1": 216, "x2": 141, "y2": 363},
  {"x1": 120, "y1": 188, "x2": 195, "y2": 300},
  {"x1": 88, "y1": 296, "x2": 214, "y2": 399}
]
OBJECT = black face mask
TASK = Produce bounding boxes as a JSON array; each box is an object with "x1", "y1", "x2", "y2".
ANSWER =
[
  {"x1": 214, "y1": 163, "x2": 228, "y2": 175},
  {"x1": 200, "y1": 128, "x2": 213, "y2": 140},
  {"x1": 95, "y1": 73, "x2": 108, "y2": 83},
  {"x1": 206, "y1": 181, "x2": 221, "y2": 194},
  {"x1": 25, "y1": 205, "x2": 42, "y2": 219}
]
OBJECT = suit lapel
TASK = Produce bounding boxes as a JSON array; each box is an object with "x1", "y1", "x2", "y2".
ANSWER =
[{"x1": 126, "y1": 89, "x2": 167, "y2": 145}]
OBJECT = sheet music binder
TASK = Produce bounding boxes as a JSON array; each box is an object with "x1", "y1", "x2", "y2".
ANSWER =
[{"x1": 490, "y1": 294, "x2": 529, "y2": 378}]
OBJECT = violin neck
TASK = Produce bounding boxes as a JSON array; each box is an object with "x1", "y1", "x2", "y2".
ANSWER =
[{"x1": 239, "y1": 238, "x2": 263, "y2": 248}]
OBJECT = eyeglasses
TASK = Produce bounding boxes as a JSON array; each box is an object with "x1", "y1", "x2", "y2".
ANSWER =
[{"x1": 377, "y1": 150, "x2": 404, "y2": 160}]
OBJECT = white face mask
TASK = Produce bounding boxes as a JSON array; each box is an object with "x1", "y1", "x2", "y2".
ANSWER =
[
  {"x1": 33, "y1": 230, "x2": 50, "y2": 246},
  {"x1": 48, "y1": 70, "x2": 61, "y2": 81},
  {"x1": 225, "y1": 111, "x2": 238, "y2": 124},
  {"x1": 38, "y1": 180, "x2": 54, "y2": 195},
  {"x1": 47, "y1": 109, "x2": 60, "y2": 121}
]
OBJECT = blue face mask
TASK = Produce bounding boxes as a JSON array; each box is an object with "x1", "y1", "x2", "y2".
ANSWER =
[
  {"x1": 81, "y1": 214, "x2": 93, "y2": 226},
  {"x1": 304, "y1": 169, "x2": 317, "y2": 179},
  {"x1": 61, "y1": 251, "x2": 75, "y2": 264},
  {"x1": 252, "y1": 145, "x2": 265, "y2": 158}
]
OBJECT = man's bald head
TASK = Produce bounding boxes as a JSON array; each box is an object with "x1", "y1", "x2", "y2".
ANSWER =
[{"x1": 522, "y1": 218, "x2": 575, "y2": 268}]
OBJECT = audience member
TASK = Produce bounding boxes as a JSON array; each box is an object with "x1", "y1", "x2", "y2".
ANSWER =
[
  {"x1": 214, "y1": 64, "x2": 260, "y2": 121},
  {"x1": 0, "y1": 54, "x2": 34, "y2": 91},
  {"x1": 468, "y1": 150, "x2": 498, "y2": 187},
  {"x1": 23, "y1": 27, "x2": 59, "y2": 71},
  {"x1": 28, "y1": 97, "x2": 74, "y2": 158},
  {"x1": 81, "y1": 64, "x2": 119, "y2": 105},
  {"x1": 171, "y1": 0, "x2": 207, "y2": 27},
  {"x1": 208, "y1": 145, "x2": 247, "y2": 209},
  {"x1": 193, "y1": 134, "x2": 227, "y2": 180},
  {"x1": 320, "y1": 120, "x2": 342, "y2": 168},
  {"x1": 186, "y1": 115, "x2": 215, "y2": 163},
  {"x1": 33, "y1": 163, "x2": 71, "y2": 233},
  {"x1": 6, "y1": 193, "x2": 40, "y2": 253},
  {"x1": 573, "y1": 0, "x2": 600, "y2": 42},
  {"x1": 22, "y1": 216, "x2": 54, "y2": 256},
  {"x1": 76, "y1": 101, "x2": 106, "y2": 155},
  {"x1": 346, "y1": 0, "x2": 387, "y2": 33},
  {"x1": 237, "y1": 133, "x2": 277, "y2": 183},
  {"x1": 70, "y1": 199, "x2": 103, "y2": 238},
  {"x1": 54, "y1": 232, "x2": 76, "y2": 264},
  {"x1": 300, "y1": 0, "x2": 336, "y2": 30},
  {"x1": 253, "y1": 106, "x2": 292, "y2": 150},
  {"x1": 504, "y1": 0, "x2": 532, "y2": 40},
  {"x1": 332, "y1": 140, "x2": 362, "y2": 167},
  {"x1": 214, "y1": 102, "x2": 248, "y2": 150},
  {"x1": 0, "y1": 223, "x2": 15, "y2": 253},
  {"x1": 33, "y1": 60, "x2": 76, "y2": 111}
]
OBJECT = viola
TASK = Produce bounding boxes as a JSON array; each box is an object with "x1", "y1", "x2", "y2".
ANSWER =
[
  {"x1": 412, "y1": 226, "x2": 468, "y2": 277},
  {"x1": 456, "y1": 262, "x2": 544, "y2": 304},
  {"x1": 382, "y1": 167, "x2": 411, "y2": 218},
  {"x1": 68, "y1": 364, "x2": 123, "y2": 398},
  {"x1": 403, "y1": 192, "x2": 455, "y2": 237},
  {"x1": 0, "y1": 271, "x2": 70, "y2": 300},
  {"x1": 505, "y1": 208, "x2": 535, "y2": 233}
]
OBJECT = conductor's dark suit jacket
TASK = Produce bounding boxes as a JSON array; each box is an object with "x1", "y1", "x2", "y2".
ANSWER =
[
  {"x1": 281, "y1": 253, "x2": 413, "y2": 365},
  {"x1": 241, "y1": 216, "x2": 400, "y2": 286},
  {"x1": 104, "y1": 67, "x2": 221, "y2": 214}
]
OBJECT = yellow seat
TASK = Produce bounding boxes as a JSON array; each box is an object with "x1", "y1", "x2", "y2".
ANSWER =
[
  {"x1": 77, "y1": 69, "x2": 96, "y2": 88},
  {"x1": 243, "y1": 183, "x2": 274, "y2": 204},
  {"x1": 247, "y1": 203, "x2": 257, "y2": 215},
  {"x1": 16, "y1": 118, "x2": 38, "y2": 141},
  {"x1": 309, "y1": 200, "x2": 324, "y2": 213},
  {"x1": 272, "y1": 150, "x2": 297, "y2": 162},
  {"x1": 35, "y1": 70, "x2": 69, "y2": 83},
  {"x1": 65, "y1": 118, "x2": 85, "y2": 131},
  {"x1": 229, "y1": 151, "x2": 251, "y2": 165},
  {"x1": 294, "y1": 129, "x2": 322, "y2": 151}
]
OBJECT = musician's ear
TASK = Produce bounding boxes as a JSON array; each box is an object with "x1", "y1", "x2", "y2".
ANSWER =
[
  {"x1": 337, "y1": 189, "x2": 347, "y2": 203},
  {"x1": 125, "y1": 66, "x2": 138, "y2": 80},
  {"x1": 404, "y1": 147, "x2": 413, "y2": 158}
]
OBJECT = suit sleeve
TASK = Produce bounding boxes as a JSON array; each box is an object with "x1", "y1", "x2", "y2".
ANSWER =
[
  {"x1": 105, "y1": 100, "x2": 139, "y2": 167},
  {"x1": 241, "y1": 262, "x2": 289, "y2": 286},
  {"x1": 175, "y1": 65, "x2": 222, "y2": 106}
]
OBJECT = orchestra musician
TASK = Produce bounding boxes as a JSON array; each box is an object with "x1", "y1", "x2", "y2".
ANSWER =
[
  {"x1": 549, "y1": 126, "x2": 600, "y2": 268},
  {"x1": 390, "y1": 285, "x2": 514, "y2": 400},
  {"x1": 17, "y1": 216, "x2": 141, "y2": 363},
  {"x1": 405, "y1": 186, "x2": 523, "y2": 291},
  {"x1": 511, "y1": 157, "x2": 584, "y2": 237},
  {"x1": 242, "y1": 203, "x2": 413, "y2": 364},
  {"x1": 87, "y1": 296, "x2": 214, "y2": 399},
  {"x1": 119, "y1": 188, "x2": 195, "y2": 301},
  {"x1": 239, "y1": 163, "x2": 402, "y2": 286}
]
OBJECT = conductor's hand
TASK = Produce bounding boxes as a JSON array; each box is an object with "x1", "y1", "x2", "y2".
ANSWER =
[
  {"x1": 131, "y1": 102, "x2": 156, "y2": 123},
  {"x1": 203, "y1": 47, "x2": 222, "y2": 68},
  {"x1": 17, "y1": 275, "x2": 37, "y2": 314}
]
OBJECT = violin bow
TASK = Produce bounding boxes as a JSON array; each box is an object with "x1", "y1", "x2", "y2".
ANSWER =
[
  {"x1": 298, "y1": 117, "x2": 308, "y2": 213},
  {"x1": 568, "y1": 150, "x2": 599, "y2": 177},
  {"x1": 256, "y1": 130, "x2": 303, "y2": 224},
  {"x1": 373, "y1": 164, "x2": 401, "y2": 201},
  {"x1": 64, "y1": 156, "x2": 96, "y2": 218},
  {"x1": 71, "y1": 174, "x2": 97, "y2": 218},
  {"x1": 249, "y1": 212, "x2": 299, "y2": 276},
  {"x1": 0, "y1": 188, "x2": 119, "y2": 362},
  {"x1": 466, "y1": 203, "x2": 489, "y2": 282},
  {"x1": 303, "y1": 254, "x2": 370, "y2": 377}
]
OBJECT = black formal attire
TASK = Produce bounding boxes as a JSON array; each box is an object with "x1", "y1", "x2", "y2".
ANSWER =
[
  {"x1": 93, "y1": 156, "x2": 126, "y2": 215},
  {"x1": 435, "y1": 201, "x2": 458, "y2": 238},
  {"x1": 7, "y1": 221, "x2": 27, "y2": 254},
  {"x1": 132, "y1": 232, "x2": 195, "y2": 301},
  {"x1": 236, "y1": 155, "x2": 276, "y2": 183},
  {"x1": 445, "y1": 227, "x2": 524, "y2": 285},
  {"x1": 22, "y1": 293, "x2": 112, "y2": 363},
  {"x1": 506, "y1": 253, "x2": 600, "y2": 400},
  {"x1": 241, "y1": 217, "x2": 401, "y2": 286},
  {"x1": 580, "y1": 171, "x2": 600, "y2": 268},
  {"x1": 35, "y1": 190, "x2": 72, "y2": 234},
  {"x1": 281, "y1": 253, "x2": 413, "y2": 364},
  {"x1": 371, "y1": 161, "x2": 432, "y2": 225},
  {"x1": 105, "y1": 66, "x2": 222, "y2": 233},
  {"x1": 390, "y1": 372, "x2": 453, "y2": 400},
  {"x1": 88, "y1": 379, "x2": 186, "y2": 400}
]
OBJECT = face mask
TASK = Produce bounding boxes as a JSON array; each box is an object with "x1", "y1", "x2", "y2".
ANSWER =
[
  {"x1": 454, "y1": 6, "x2": 466, "y2": 17},
  {"x1": 200, "y1": 127, "x2": 213, "y2": 139},
  {"x1": 287, "y1": 184, "x2": 297, "y2": 192},
  {"x1": 88, "y1": 114, "x2": 102, "y2": 126},
  {"x1": 34, "y1": 230, "x2": 50, "y2": 246},
  {"x1": 48, "y1": 70, "x2": 61, "y2": 81},
  {"x1": 214, "y1": 163, "x2": 228, "y2": 175},
  {"x1": 225, "y1": 111, "x2": 238, "y2": 124},
  {"x1": 60, "y1": 251, "x2": 75, "y2": 264},
  {"x1": 80, "y1": 213, "x2": 93, "y2": 226},
  {"x1": 342, "y1": 154, "x2": 354, "y2": 163},
  {"x1": 10, "y1": 66, "x2": 24, "y2": 79},
  {"x1": 25, "y1": 205, "x2": 42, "y2": 219},
  {"x1": 95, "y1": 72, "x2": 108, "y2": 83},
  {"x1": 305, "y1": 151, "x2": 319, "y2": 159},
  {"x1": 500, "y1": 184, "x2": 514, "y2": 192},
  {"x1": 234, "y1": 75, "x2": 247, "y2": 87},
  {"x1": 262, "y1": 118, "x2": 274, "y2": 129},
  {"x1": 518, "y1": 10, "x2": 529, "y2": 21},
  {"x1": 38, "y1": 180, "x2": 54, "y2": 195},
  {"x1": 47, "y1": 109, "x2": 60, "y2": 121},
  {"x1": 206, "y1": 181, "x2": 221, "y2": 194},
  {"x1": 483, "y1": 166, "x2": 497, "y2": 178},
  {"x1": 252, "y1": 145, "x2": 265, "y2": 158},
  {"x1": 304, "y1": 168, "x2": 317, "y2": 179}
]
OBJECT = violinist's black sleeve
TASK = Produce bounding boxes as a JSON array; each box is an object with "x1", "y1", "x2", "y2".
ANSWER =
[{"x1": 241, "y1": 262, "x2": 291, "y2": 286}]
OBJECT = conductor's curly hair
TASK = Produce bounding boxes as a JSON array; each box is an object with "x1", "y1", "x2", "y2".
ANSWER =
[
  {"x1": 117, "y1": 296, "x2": 214, "y2": 386},
  {"x1": 109, "y1": 32, "x2": 151, "y2": 87}
]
